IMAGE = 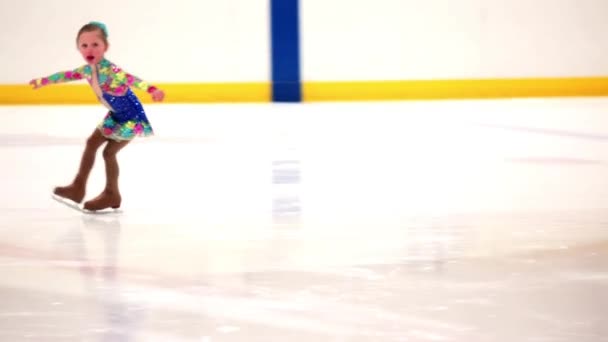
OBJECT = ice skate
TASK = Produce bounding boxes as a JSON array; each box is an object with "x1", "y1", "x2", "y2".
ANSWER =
[
  {"x1": 53, "y1": 181, "x2": 86, "y2": 204},
  {"x1": 83, "y1": 190, "x2": 122, "y2": 212},
  {"x1": 52, "y1": 193, "x2": 85, "y2": 212}
]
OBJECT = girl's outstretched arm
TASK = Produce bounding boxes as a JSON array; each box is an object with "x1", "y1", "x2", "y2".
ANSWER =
[
  {"x1": 111, "y1": 64, "x2": 165, "y2": 101},
  {"x1": 30, "y1": 66, "x2": 87, "y2": 89}
]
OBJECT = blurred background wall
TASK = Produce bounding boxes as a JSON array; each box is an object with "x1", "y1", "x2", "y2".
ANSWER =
[{"x1": 1, "y1": 0, "x2": 607, "y2": 103}]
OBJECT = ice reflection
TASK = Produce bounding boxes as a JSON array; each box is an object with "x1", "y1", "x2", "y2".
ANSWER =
[{"x1": 53, "y1": 214, "x2": 144, "y2": 341}]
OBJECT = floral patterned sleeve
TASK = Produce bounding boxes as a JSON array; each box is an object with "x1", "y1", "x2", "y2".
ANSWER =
[
  {"x1": 104, "y1": 63, "x2": 158, "y2": 95},
  {"x1": 33, "y1": 65, "x2": 86, "y2": 87}
]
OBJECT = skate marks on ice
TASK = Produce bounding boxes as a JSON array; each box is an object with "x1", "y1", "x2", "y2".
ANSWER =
[{"x1": 52, "y1": 194, "x2": 123, "y2": 215}]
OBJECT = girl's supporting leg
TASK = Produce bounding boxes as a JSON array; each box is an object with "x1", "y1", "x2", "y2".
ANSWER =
[{"x1": 83, "y1": 139, "x2": 130, "y2": 211}]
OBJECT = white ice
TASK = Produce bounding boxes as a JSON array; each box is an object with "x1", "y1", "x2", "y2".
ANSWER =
[{"x1": 1, "y1": 98, "x2": 607, "y2": 341}]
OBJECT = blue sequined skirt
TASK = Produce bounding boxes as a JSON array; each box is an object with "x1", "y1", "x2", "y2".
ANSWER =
[{"x1": 97, "y1": 89, "x2": 154, "y2": 141}]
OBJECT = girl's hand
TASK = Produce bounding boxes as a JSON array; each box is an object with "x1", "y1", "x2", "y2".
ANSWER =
[
  {"x1": 151, "y1": 89, "x2": 165, "y2": 102},
  {"x1": 29, "y1": 79, "x2": 41, "y2": 89}
]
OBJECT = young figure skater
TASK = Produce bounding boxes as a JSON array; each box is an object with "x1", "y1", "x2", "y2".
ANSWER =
[{"x1": 30, "y1": 21, "x2": 164, "y2": 211}]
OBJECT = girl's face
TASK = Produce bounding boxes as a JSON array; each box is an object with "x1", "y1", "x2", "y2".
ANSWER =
[{"x1": 77, "y1": 30, "x2": 108, "y2": 65}]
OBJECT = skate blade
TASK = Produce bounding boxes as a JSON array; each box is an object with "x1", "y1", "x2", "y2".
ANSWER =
[{"x1": 52, "y1": 194, "x2": 122, "y2": 215}]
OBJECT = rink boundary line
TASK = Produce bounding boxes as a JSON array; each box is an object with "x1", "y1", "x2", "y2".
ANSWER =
[
  {"x1": 0, "y1": 83, "x2": 271, "y2": 104},
  {"x1": 303, "y1": 77, "x2": 608, "y2": 101},
  {"x1": 2, "y1": 77, "x2": 608, "y2": 104}
]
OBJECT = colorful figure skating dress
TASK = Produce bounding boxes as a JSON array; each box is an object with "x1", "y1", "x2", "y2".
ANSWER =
[{"x1": 33, "y1": 58, "x2": 157, "y2": 141}]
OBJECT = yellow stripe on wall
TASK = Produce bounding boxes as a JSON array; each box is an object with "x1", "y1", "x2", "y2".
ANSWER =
[
  {"x1": 303, "y1": 77, "x2": 608, "y2": 101},
  {"x1": 0, "y1": 83, "x2": 270, "y2": 104},
  {"x1": 1, "y1": 77, "x2": 608, "y2": 104}
]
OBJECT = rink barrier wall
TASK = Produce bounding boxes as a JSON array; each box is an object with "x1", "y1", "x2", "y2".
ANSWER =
[
  {"x1": 0, "y1": 83, "x2": 271, "y2": 104},
  {"x1": 302, "y1": 77, "x2": 608, "y2": 101},
  {"x1": 1, "y1": 77, "x2": 608, "y2": 104}
]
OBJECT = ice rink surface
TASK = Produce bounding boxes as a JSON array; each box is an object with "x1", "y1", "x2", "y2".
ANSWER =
[{"x1": 1, "y1": 98, "x2": 607, "y2": 341}]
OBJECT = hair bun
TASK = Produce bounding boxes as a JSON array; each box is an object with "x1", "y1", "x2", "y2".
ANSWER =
[{"x1": 89, "y1": 21, "x2": 109, "y2": 37}]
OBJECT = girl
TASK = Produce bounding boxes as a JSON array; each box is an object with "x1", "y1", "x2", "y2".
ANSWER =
[{"x1": 30, "y1": 21, "x2": 165, "y2": 211}]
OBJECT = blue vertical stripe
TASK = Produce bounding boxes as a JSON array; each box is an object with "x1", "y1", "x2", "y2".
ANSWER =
[{"x1": 270, "y1": 0, "x2": 301, "y2": 102}]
